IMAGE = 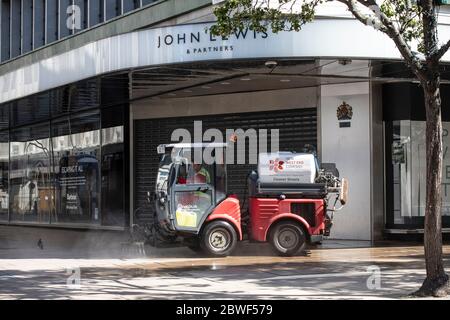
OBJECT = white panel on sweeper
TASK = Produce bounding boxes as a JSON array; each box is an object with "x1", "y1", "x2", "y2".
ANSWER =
[{"x1": 258, "y1": 152, "x2": 317, "y2": 184}]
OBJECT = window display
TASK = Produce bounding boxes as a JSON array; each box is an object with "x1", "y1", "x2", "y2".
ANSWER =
[
  {"x1": 391, "y1": 120, "x2": 450, "y2": 225},
  {"x1": 9, "y1": 124, "x2": 52, "y2": 223},
  {"x1": 0, "y1": 131, "x2": 8, "y2": 221},
  {"x1": 52, "y1": 111, "x2": 100, "y2": 224},
  {"x1": 0, "y1": 102, "x2": 126, "y2": 228}
]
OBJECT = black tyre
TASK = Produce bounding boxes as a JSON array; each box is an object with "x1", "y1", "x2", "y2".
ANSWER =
[
  {"x1": 269, "y1": 221, "x2": 306, "y2": 257},
  {"x1": 200, "y1": 220, "x2": 238, "y2": 257}
]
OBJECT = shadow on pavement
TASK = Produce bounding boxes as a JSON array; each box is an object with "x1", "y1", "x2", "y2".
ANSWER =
[{"x1": 1, "y1": 255, "x2": 446, "y2": 299}]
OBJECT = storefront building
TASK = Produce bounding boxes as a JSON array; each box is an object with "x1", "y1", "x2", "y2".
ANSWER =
[{"x1": 1, "y1": 0, "x2": 450, "y2": 240}]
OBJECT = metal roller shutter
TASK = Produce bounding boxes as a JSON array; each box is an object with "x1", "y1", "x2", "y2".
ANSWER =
[{"x1": 134, "y1": 108, "x2": 317, "y2": 216}]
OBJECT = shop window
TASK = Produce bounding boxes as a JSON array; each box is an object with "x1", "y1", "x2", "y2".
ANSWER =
[
  {"x1": 0, "y1": 131, "x2": 8, "y2": 221},
  {"x1": 391, "y1": 120, "x2": 450, "y2": 225},
  {"x1": 0, "y1": 104, "x2": 9, "y2": 130},
  {"x1": 10, "y1": 94, "x2": 50, "y2": 127},
  {"x1": 101, "y1": 106, "x2": 125, "y2": 226},
  {"x1": 51, "y1": 80, "x2": 100, "y2": 117},
  {"x1": 52, "y1": 111, "x2": 100, "y2": 224},
  {"x1": 9, "y1": 124, "x2": 52, "y2": 223}
]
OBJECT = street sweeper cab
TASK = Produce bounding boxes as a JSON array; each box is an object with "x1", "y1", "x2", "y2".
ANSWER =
[{"x1": 153, "y1": 143, "x2": 348, "y2": 257}]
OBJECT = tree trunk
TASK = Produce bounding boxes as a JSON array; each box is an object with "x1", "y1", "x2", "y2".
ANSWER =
[{"x1": 415, "y1": 82, "x2": 450, "y2": 297}]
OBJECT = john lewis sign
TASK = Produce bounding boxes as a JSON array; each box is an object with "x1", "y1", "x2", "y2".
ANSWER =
[
  {"x1": 2, "y1": 19, "x2": 445, "y2": 104},
  {"x1": 156, "y1": 26, "x2": 268, "y2": 54}
]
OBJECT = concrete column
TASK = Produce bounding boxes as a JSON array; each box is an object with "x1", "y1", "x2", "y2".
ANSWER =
[{"x1": 320, "y1": 82, "x2": 372, "y2": 240}]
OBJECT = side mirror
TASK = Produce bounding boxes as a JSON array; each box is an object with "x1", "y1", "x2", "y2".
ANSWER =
[{"x1": 157, "y1": 145, "x2": 166, "y2": 154}]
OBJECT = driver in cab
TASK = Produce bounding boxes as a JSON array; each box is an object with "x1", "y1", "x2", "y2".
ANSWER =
[
  {"x1": 187, "y1": 163, "x2": 211, "y2": 184},
  {"x1": 176, "y1": 163, "x2": 211, "y2": 185}
]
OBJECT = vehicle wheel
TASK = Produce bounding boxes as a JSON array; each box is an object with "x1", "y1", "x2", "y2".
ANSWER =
[
  {"x1": 269, "y1": 221, "x2": 306, "y2": 257},
  {"x1": 200, "y1": 220, "x2": 238, "y2": 257}
]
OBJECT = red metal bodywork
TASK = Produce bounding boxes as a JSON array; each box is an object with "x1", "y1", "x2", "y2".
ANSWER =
[
  {"x1": 249, "y1": 198, "x2": 326, "y2": 242},
  {"x1": 206, "y1": 196, "x2": 243, "y2": 240},
  {"x1": 206, "y1": 196, "x2": 326, "y2": 243}
]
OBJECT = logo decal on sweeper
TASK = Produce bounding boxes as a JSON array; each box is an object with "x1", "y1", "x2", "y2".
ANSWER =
[{"x1": 269, "y1": 159, "x2": 285, "y2": 173}]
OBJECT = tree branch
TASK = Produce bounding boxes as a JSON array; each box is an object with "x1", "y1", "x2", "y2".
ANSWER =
[
  {"x1": 337, "y1": 0, "x2": 427, "y2": 82},
  {"x1": 433, "y1": 38, "x2": 450, "y2": 61}
]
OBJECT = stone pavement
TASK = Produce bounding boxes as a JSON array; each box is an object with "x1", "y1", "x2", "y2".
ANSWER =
[{"x1": 0, "y1": 225, "x2": 449, "y2": 299}]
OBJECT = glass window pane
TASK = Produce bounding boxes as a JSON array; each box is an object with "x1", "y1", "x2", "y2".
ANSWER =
[
  {"x1": 174, "y1": 190, "x2": 213, "y2": 229},
  {"x1": 176, "y1": 148, "x2": 214, "y2": 185},
  {"x1": 101, "y1": 106, "x2": 125, "y2": 226},
  {"x1": 9, "y1": 124, "x2": 52, "y2": 223},
  {"x1": 0, "y1": 131, "x2": 8, "y2": 221},
  {"x1": 51, "y1": 80, "x2": 100, "y2": 117},
  {"x1": 0, "y1": 104, "x2": 9, "y2": 130},
  {"x1": 443, "y1": 123, "x2": 450, "y2": 216},
  {"x1": 52, "y1": 111, "x2": 100, "y2": 224},
  {"x1": 10, "y1": 94, "x2": 50, "y2": 127},
  {"x1": 410, "y1": 121, "x2": 426, "y2": 217},
  {"x1": 391, "y1": 120, "x2": 450, "y2": 225}
]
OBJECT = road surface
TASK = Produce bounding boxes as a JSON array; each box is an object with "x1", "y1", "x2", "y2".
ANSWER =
[{"x1": 1, "y1": 238, "x2": 449, "y2": 299}]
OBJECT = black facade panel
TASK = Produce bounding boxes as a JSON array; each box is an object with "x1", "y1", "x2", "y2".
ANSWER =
[
  {"x1": 1, "y1": 0, "x2": 11, "y2": 61},
  {"x1": 105, "y1": 0, "x2": 120, "y2": 20},
  {"x1": 59, "y1": 0, "x2": 71, "y2": 38},
  {"x1": 21, "y1": 0, "x2": 33, "y2": 53},
  {"x1": 33, "y1": 0, "x2": 45, "y2": 49},
  {"x1": 73, "y1": 0, "x2": 88, "y2": 32},
  {"x1": 46, "y1": 0, "x2": 58, "y2": 43},
  {"x1": 141, "y1": 0, "x2": 157, "y2": 6},
  {"x1": 122, "y1": 0, "x2": 139, "y2": 13},
  {"x1": 383, "y1": 83, "x2": 450, "y2": 122},
  {"x1": 88, "y1": 0, "x2": 104, "y2": 27},
  {"x1": 10, "y1": 0, "x2": 21, "y2": 57},
  {"x1": 134, "y1": 108, "x2": 317, "y2": 213}
]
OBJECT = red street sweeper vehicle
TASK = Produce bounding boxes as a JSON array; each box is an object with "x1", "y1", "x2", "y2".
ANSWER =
[{"x1": 138, "y1": 142, "x2": 348, "y2": 257}]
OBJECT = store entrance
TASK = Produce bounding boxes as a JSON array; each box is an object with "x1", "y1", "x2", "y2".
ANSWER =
[{"x1": 384, "y1": 82, "x2": 450, "y2": 232}]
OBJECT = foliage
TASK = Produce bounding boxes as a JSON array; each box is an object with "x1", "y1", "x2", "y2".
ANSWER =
[{"x1": 211, "y1": 1, "x2": 424, "y2": 54}]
